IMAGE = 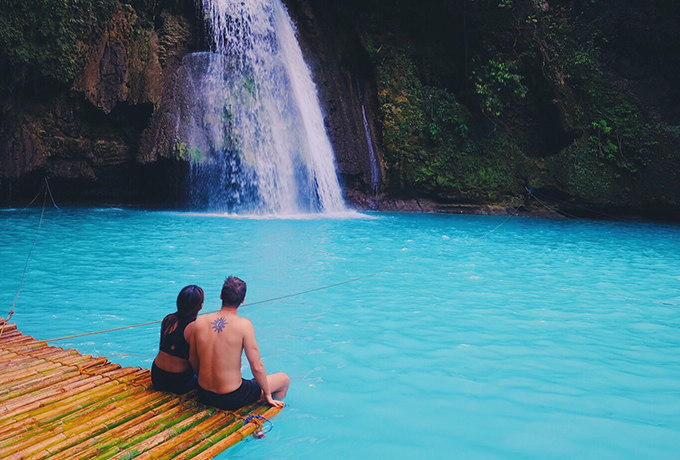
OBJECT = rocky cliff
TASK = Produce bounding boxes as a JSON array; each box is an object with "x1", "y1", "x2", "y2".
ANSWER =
[
  {"x1": 287, "y1": 0, "x2": 680, "y2": 218},
  {"x1": 0, "y1": 0, "x2": 197, "y2": 203},
  {"x1": 0, "y1": 0, "x2": 679, "y2": 219}
]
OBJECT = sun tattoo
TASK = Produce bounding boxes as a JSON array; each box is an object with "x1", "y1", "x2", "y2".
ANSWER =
[{"x1": 211, "y1": 317, "x2": 228, "y2": 333}]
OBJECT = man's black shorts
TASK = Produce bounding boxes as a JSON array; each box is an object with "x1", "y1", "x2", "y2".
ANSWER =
[{"x1": 197, "y1": 378, "x2": 262, "y2": 410}]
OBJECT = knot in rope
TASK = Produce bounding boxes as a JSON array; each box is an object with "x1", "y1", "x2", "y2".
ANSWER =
[{"x1": 244, "y1": 415, "x2": 272, "y2": 439}]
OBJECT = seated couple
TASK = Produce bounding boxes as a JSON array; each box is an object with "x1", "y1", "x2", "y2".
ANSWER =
[{"x1": 151, "y1": 277, "x2": 289, "y2": 410}]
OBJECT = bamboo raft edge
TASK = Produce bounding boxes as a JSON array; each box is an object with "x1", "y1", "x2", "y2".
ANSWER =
[{"x1": 0, "y1": 322, "x2": 284, "y2": 459}]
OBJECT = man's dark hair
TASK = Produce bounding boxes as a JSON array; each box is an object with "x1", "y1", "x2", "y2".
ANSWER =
[{"x1": 221, "y1": 276, "x2": 247, "y2": 307}]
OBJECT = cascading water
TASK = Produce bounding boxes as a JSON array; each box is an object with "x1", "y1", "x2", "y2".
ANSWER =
[
  {"x1": 181, "y1": 0, "x2": 346, "y2": 214},
  {"x1": 361, "y1": 104, "x2": 381, "y2": 195}
]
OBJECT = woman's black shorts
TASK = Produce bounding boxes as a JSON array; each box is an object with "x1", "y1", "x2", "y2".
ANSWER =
[{"x1": 151, "y1": 362, "x2": 198, "y2": 395}]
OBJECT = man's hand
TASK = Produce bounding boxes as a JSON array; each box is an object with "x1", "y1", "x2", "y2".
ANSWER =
[{"x1": 265, "y1": 394, "x2": 285, "y2": 408}]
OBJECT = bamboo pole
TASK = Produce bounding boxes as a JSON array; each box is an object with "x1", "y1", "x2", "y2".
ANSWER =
[
  {"x1": 0, "y1": 387, "x2": 146, "y2": 449},
  {"x1": 16, "y1": 352, "x2": 84, "y2": 369},
  {"x1": 0, "y1": 328, "x2": 19, "y2": 338},
  {"x1": 0, "y1": 322, "x2": 17, "y2": 333},
  {"x1": 0, "y1": 368, "x2": 88, "y2": 404},
  {"x1": 134, "y1": 374, "x2": 153, "y2": 388},
  {"x1": 0, "y1": 325, "x2": 285, "y2": 459},
  {"x1": 50, "y1": 398, "x2": 183, "y2": 460},
  {"x1": 0, "y1": 332, "x2": 22, "y2": 342},
  {"x1": 183, "y1": 405, "x2": 284, "y2": 460},
  {"x1": 105, "y1": 410, "x2": 213, "y2": 460},
  {"x1": 94, "y1": 401, "x2": 206, "y2": 459},
  {"x1": 0, "y1": 347, "x2": 16, "y2": 356},
  {"x1": 0, "y1": 361, "x2": 80, "y2": 392},
  {"x1": 88, "y1": 409, "x2": 192, "y2": 459},
  {"x1": 3, "y1": 334, "x2": 40, "y2": 348},
  {"x1": 0, "y1": 366, "x2": 80, "y2": 400},
  {"x1": 0, "y1": 352, "x2": 28, "y2": 366},
  {"x1": 97, "y1": 366, "x2": 141, "y2": 382},
  {"x1": 0, "y1": 358, "x2": 68, "y2": 379},
  {"x1": 41, "y1": 393, "x2": 180, "y2": 459},
  {"x1": 0, "y1": 383, "x2": 150, "y2": 445},
  {"x1": 0, "y1": 371, "x2": 136, "y2": 425},
  {"x1": 78, "y1": 356, "x2": 111, "y2": 371},
  {"x1": 169, "y1": 404, "x2": 269, "y2": 460},
  {"x1": 99, "y1": 365, "x2": 145, "y2": 380},
  {"x1": 142, "y1": 408, "x2": 257, "y2": 460},
  {"x1": 0, "y1": 374, "x2": 104, "y2": 416},
  {"x1": 2, "y1": 389, "x2": 171, "y2": 458},
  {"x1": 157, "y1": 403, "x2": 263, "y2": 460},
  {"x1": 18, "y1": 345, "x2": 77, "y2": 360},
  {"x1": 2, "y1": 340, "x2": 46, "y2": 353},
  {"x1": 0, "y1": 379, "x2": 133, "y2": 436},
  {"x1": 0, "y1": 346, "x2": 83, "y2": 369}
]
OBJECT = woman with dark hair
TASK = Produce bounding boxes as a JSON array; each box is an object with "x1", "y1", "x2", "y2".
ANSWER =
[{"x1": 151, "y1": 285, "x2": 204, "y2": 394}]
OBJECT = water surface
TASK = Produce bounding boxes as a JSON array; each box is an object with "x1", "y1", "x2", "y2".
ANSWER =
[{"x1": 1, "y1": 208, "x2": 679, "y2": 459}]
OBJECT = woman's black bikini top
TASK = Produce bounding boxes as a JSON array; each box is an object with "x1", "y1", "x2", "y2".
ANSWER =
[{"x1": 159, "y1": 315, "x2": 192, "y2": 360}]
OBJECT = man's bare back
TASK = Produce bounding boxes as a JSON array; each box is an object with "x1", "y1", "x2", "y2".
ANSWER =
[
  {"x1": 190, "y1": 310, "x2": 255, "y2": 394},
  {"x1": 189, "y1": 276, "x2": 289, "y2": 410}
]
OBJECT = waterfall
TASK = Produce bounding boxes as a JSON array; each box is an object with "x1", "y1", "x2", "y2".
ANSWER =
[
  {"x1": 361, "y1": 104, "x2": 381, "y2": 194},
  {"x1": 181, "y1": 0, "x2": 346, "y2": 214}
]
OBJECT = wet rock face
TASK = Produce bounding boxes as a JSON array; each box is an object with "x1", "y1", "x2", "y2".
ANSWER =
[
  {"x1": 0, "y1": 1, "x2": 197, "y2": 205},
  {"x1": 283, "y1": 0, "x2": 381, "y2": 196},
  {"x1": 1, "y1": 0, "x2": 679, "y2": 219}
]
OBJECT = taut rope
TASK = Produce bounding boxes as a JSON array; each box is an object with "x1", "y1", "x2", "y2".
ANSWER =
[
  {"x1": 0, "y1": 187, "x2": 48, "y2": 339},
  {"x1": 43, "y1": 267, "x2": 396, "y2": 342}
]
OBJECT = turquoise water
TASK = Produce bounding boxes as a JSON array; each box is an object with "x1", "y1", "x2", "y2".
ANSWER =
[{"x1": 1, "y1": 208, "x2": 679, "y2": 459}]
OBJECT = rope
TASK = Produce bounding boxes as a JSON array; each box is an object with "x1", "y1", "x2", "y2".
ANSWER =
[
  {"x1": 465, "y1": 197, "x2": 526, "y2": 244},
  {"x1": 527, "y1": 189, "x2": 580, "y2": 219},
  {"x1": 526, "y1": 188, "x2": 638, "y2": 222},
  {"x1": 39, "y1": 196, "x2": 525, "y2": 343},
  {"x1": 526, "y1": 188, "x2": 677, "y2": 306},
  {"x1": 1, "y1": 182, "x2": 45, "y2": 218},
  {"x1": 21, "y1": 195, "x2": 522, "y2": 343},
  {"x1": 42, "y1": 267, "x2": 396, "y2": 342},
  {"x1": 44, "y1": 176, "x2": 61, "y2": 210},
  {"x1": 243, "y1": 415, "x2": 272, "y2": 439},
  {"x1": 0, "y1": 188, "x2": 48, "y2": 340},
  {"x1": 218, "y1": 268, "x2": 395, "y2": 309}
]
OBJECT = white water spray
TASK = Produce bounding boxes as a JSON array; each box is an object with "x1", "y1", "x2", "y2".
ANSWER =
[{"x1": 182, "y1": 0, "x2": 346, "y2": 214}]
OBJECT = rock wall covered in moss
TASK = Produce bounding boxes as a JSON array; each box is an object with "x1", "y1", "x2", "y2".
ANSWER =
[
  {"x1": 288, "y1": 0, "x2": 680, "y2": 217},
  {"x1": 0, "y1": 0, "x2": 197, "y2": 203},
  {"x1": 0, "y1": 0, "x2": 678, "y2": 218}
]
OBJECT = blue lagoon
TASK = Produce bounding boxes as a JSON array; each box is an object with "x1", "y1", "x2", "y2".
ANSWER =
[{"x1": 1, "y1": 208, "x2": 679, "y2": 459}]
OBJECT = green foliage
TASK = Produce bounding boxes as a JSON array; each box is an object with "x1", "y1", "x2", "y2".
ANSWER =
[
  {"x1": 472, "y1": 59, "x2": 528, "y2": 116},
  {"x1": 332, "y1": 0, "x2": 680, "y2": 208},
  {"x1": 548, "y1": 142, "x2": 619, "y2": 204},
  {"x1": 532, "y1": 4, "x2": 680, "y2": 205},
  {"x1": 421, "y1": 88, "x2": 471, "y2": 143},
  {"x1": 0, "y1": 0, "x2": 116, "y2": 91},
  {"x1": 587, "y1": 119, "x2": 629, "y2": 168},
  {"x1": 365, "y1": 35, "x2": 528, "y2": 201}
]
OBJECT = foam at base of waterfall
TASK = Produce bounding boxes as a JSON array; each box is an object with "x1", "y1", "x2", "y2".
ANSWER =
[{"x1": 182, "y1": 209, "x2": 370, "y2": 220}]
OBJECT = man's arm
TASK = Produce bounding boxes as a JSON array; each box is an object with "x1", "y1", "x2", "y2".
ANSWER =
[
  {"x1": 243, "y1": 321, "x2": 283, "y2": 407},
  {"x1": 189, "y1": 322, "x2": 200, "y2": 375}
]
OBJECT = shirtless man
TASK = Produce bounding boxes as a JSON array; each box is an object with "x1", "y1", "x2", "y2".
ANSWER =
[{"x1": 190, "y1": 276, "x2": 289, "y2": 410}]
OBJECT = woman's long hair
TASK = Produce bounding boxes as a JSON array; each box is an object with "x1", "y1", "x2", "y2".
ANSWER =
[{"x1": 161, "y1": 285, "x2": 204, "y2": 337}]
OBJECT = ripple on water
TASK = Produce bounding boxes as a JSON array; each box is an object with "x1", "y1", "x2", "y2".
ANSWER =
[{"x1": 1, "y1": 209, "x2": 679, "y2": 459}]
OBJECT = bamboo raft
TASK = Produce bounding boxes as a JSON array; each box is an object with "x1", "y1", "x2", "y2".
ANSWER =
[{"x1": 0, "y1": 321, "x2": 283, "y2": 459}]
